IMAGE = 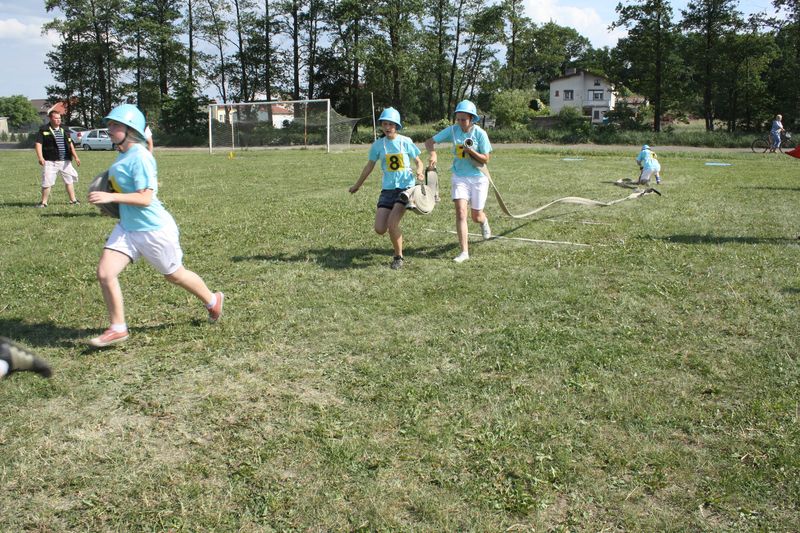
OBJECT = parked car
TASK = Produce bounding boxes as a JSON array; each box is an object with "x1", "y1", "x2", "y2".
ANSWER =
[
  {"x1": 81, "y1": 128, "x2": 115, "y2": 150},
  {"x1": 68, "y1": 126, "x2": 87, "y2": 145}
]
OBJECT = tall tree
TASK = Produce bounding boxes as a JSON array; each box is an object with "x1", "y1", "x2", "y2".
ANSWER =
[
  {"x1": 612, "y1": 0, "x2": 678, "y2": 132},
  {"x1": 422, "y1": 0, "x2": 455, "y2": 119},
  {"x1": 329, "y1": 0, "x2": 375, "y2": 117},
  {"x1": 45, "y1": 0, "x2": 124, "y2": 124},
  {"x1": 714, "y1": 16, "x2": 777, "y2": 130},
  {"x1": 302, "y1": 0, "x2": 325, "y2": 99},
  {"x1": 278, "y1": 0, "x2": 303, "y2": 100},
  {"x1": 197, "y1": 0, "x2": 233, "y2": 104},
  {"x1": 230, "y1": 0, "x2": 255, "y2": 102},
  {"x1": 501, "y1": 0, "x2": 530, "y2": 90},
  {"x1": 769, "y1": 0, "x2": 800, "y2": 128},
  {"x1": 680, "y1": 0, "x2": 741, "y2": 130},
  {"x1": 455, "y1": 4, "x2": 503, "y2": 101},
  {"x1": 518, "y1": 22, "x2": 592, "y2": 92},
  {"x1": 120, "y1": 0, "x2": 184, "y2": 115},
  {"x1": 446, "y1": 0, "x2": 468, "y2": 112},
  {"x1": 376, "y1": 0, "x2": 422, "y2": 108}
]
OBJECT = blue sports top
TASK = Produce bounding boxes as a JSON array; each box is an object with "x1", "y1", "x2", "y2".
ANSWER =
[
  {"x1": 432, "y1": 124, "x2": 492, "y2": 178},
  {"x1": 108, "y1": 144, "x2": 168, "y2": 231},
  {"x1": 368, "y1": 134, "x2": 421, "y2": 190}
]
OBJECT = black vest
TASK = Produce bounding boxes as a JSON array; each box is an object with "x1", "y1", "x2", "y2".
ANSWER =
[{"x1": 36, "y1": 125, "x2": 73, "y2": 162}]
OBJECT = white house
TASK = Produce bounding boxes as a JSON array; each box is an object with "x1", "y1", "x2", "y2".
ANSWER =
[
  {"x1": 212, "y1": 102, "x2": 295, "y2": 128},
  {"x1": 548, "y1": 69, "x2": 616, "y2": 124},
  {"x1": 258, "y1": 104, "x2": 294, "y2": 128}
]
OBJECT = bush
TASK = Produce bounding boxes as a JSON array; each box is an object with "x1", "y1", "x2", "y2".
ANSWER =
[
  {"x1": 16, "y1": 132, "x2": 36, "y2": 149},
  {"x1": 490, "y1": 89, "x2": 540, "y2": 127}
]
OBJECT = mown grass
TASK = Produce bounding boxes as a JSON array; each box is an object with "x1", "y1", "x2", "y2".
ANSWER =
[{"x1": 1, "y1": 146, "x2": 798, "y2": 531}]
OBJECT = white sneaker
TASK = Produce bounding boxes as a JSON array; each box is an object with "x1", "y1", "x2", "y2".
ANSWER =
[
  {"x1": 453, "y1": 252, "x2": 470, "y2": 263},
  {"x1": 480, "y1": 219, "x2": 491, "y2": 239}
]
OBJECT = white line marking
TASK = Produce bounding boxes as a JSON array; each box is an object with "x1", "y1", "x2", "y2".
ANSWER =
[{"x1": 425, "y1": 228, "x2": 594, "y2": 247}]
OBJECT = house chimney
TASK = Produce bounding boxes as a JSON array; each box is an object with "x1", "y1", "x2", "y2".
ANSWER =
[{"x1": 565, "y1": 67, "x2": 576, "y2": 76}]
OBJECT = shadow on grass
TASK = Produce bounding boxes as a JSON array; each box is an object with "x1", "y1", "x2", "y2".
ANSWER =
[
  {"x1": 233, "y1": 241, "x2": 467, "y2": 269},
  {"x1": 0, "y1": 318, "x2": 92, "y2": 349},
  {"x1": 649, "y1": 234, "x2": 797, "y2": 245},
  {"x1": 782, "y1": 287, "x2": 800, "y2": 294},
  {"x1": 41, "y1": 211, "x2": 99, "y2": 218},
  {"x1": 0, "y1": 317, "x2": 175, "y2": 350},
  {"x1": 0, "y1": 202, "x2": 44, "y2": 208}
]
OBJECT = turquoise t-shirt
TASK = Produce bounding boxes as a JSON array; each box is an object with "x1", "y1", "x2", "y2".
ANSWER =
[
  {"x1": 368, "y1": 135, "x2": 421, "y2": 190},
  {"x1": 636, "y1": 148, "x2": 661, "y2": 171},
  {"x1": 432, "y1": 124, "x2": 492, "y2": 178},
  {"x1": 108, "y1": 144, "x2": 168, "y2": 231}
]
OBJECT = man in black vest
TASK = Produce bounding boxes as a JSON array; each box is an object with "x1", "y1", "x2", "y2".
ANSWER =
[{"x1": 34, "y1": 110, "x2": 81, "y2": 207}]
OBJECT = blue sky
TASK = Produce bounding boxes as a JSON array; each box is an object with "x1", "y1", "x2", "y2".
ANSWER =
[{"x1": 0, "y1": 0, "x2": 779, "y2": 99}]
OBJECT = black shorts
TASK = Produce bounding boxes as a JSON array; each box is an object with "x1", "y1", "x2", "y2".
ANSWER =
[{"x1": 377, "y1": 188, "x2": 409, "y2": 210}]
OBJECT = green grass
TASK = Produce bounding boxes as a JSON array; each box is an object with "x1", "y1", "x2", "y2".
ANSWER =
[{"x1": 1, "y1": 146, "x2": 798, "y2": 531}]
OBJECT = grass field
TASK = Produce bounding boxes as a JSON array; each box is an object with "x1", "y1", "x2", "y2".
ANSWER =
[{"x1": 1, "y1": 146, "x2": 798, "y2": 531}]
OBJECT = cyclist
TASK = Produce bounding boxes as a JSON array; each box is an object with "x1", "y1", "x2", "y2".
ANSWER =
[{"x1": 770, "y1": 114, "x2": 784, "y2": 153}]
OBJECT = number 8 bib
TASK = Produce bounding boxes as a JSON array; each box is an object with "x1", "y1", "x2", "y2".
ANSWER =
[{"x1": 385, "y1": 153, "x2": 405, "y2": 171}]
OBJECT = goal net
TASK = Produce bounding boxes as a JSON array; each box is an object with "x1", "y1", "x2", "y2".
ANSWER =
[{"x1": 207, "y1": 99, "x2": 360, "y2": 154}]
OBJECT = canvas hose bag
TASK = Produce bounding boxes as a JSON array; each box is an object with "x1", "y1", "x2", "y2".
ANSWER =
[{"x1": 401, "y1": 165, "x2": 440, "y2": 216}]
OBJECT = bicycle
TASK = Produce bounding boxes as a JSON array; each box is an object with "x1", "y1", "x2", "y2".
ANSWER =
[{"x1": 751, "y1": 131, "x2": 795, "y2": 153}]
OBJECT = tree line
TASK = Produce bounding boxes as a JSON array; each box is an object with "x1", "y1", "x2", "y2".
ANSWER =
[{"x1": 39, "y1": 0, "x2": 798, "y2": 136}]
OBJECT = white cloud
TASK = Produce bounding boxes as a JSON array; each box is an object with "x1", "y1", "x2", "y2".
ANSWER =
[
  {"x1": 0, "y1": 17, "x2": 58, "y2": 46},
  {"x1": 522, "y1": 0, "x2": 628, "y2": 49}
]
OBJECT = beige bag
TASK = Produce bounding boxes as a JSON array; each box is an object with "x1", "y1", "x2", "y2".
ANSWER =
[
  {"x1": 401, "y1": 183, "x2": 436, "y2": 215},
  {"x1": 87, "y1": 170, "x2": 120, "y2": 218}
]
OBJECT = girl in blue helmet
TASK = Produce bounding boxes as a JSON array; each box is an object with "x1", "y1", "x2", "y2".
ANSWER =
[
  {"x1": 424, "y1": 99, "x2": 492, "y2": 263},
  {"x1": 636, "y1": 144, "x2": 661, "y2": 185},
  {"x1": 86, "y1": 104, "x2": 224, "y2": 347},
  {"x1": 349, "y1": 107, "x2": 424, "y2": 270}
]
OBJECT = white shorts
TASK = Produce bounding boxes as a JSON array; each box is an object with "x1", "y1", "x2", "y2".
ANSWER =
[
  {"x1": 104, "y1": 218, "x2": 184, "y2": 275},
  {"x1": 451, "y1": 174, "x2": 489, "y2": 210},
  {"x1": 41, "y1": 160, "x2": 78, "y2": 188},
  {"x1": 639, "y1": 168, "x2": 660, "y2": 184}
]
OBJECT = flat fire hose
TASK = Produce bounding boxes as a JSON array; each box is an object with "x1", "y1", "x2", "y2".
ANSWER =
[{"x1": 476, "y1": 163, "x2": 658, "y2": 220}]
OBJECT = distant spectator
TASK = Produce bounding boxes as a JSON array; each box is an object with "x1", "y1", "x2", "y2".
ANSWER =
[
  {"x1": 35, "y1": 110, "x2": 81, "y2": 207},
  {"x1": 145, "y1": 125, "x2": 154, "y2": 153},
  {"x1": 770, "y1": 114, "x2": 784, "y2": 153}
]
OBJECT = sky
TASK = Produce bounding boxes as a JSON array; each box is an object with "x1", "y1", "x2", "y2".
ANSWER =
[{"x1": 0, "y1": 0, "x2": 780, "y2": 100}]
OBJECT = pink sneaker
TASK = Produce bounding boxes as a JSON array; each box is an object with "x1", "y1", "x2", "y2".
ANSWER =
[
  {"x1": 89, "y1": 328, "x2": 129, "y2": 348},
  {"x1": 208, "y1": 292, "x2": 224, "y2": 323}
]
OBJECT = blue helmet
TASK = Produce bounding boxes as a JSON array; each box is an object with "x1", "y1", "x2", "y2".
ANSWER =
[
  {"x1": 378, "y1": 107, "x2": 402, "y2": 129},
  {"x1": 104, "y1": 104, "x2": 147, "y2": 138},
  {"x1": 454, "y1": 100, "x2": 480, "y2": 122},
  {"x1": 642, "y1": 144, "x2": 650, "y2": 150}
]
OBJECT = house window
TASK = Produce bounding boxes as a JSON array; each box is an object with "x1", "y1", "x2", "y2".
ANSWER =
[
  {"x1": 590, "y1": 90, "x2": 604, "y2": 101},
  {"x1": 563, "y1": 90, "x2": 574, "y2": 101},
  {"x1": 555, "y1": 90, "x2": 559, "y2": 97},
  {"x1": 593, "y1": 110, "x2": 601, "y2": 120},
  {"x1": 594, "y1": 79, "x2": 601, "y2": 86}
]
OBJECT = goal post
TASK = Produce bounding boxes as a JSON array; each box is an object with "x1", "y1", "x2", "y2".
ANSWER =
[{"x1": 207, "y1": 99, "x2": 360, "y2": 154}]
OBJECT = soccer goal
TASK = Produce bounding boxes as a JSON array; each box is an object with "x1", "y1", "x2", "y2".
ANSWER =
[{"x1": 207, "y1": 99, "x2": 360, "y2": 154}]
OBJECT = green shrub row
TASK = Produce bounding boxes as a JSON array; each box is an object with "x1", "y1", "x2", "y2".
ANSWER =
[{"x1": 8, "y1": 123, "x2": 757, "y2": 149}]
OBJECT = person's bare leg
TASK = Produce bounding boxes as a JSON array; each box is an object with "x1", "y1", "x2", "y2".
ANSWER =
[{"x1": 97, "y1": 249, "x2": 131, "y2": 325}]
